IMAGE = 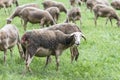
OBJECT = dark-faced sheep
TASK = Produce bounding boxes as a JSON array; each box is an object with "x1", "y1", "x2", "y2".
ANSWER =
[
  {"x1": 45, "y1": 23, "x2": 86, "y2": 63},
  {"x1": 65, "y1": 7, "x2": 82, "y2": 25},
  {"x1": 7, "y1": 3, "x2": 39, "y2": 24},
  {"x1": 19, "y1": 7, "x2": 56, "y2": 31},
  {"x1": 21, "y1": 29, "x2": 84, "y2": 72},
  {"x1": 69, "y1": 0, "x2": 82, "y2": 7},
  {"x1": 42, "y1": 0, "x2": 67, "y2": 13},
  {"x1": 45, "y1": 7, "x2": 60, "y2": 23},
  {"x1": 0, "y1": 0, "x2": 19, "y2": 14},
  {"x1": 111, "y1": 0, "x2": 120, "y2": 10},
  {"x1": 93, "y1": 4, "x2": 120, "y2": 27},
  {"x1": 0, "y1": 24, "x2": 23, "y2": 63}
]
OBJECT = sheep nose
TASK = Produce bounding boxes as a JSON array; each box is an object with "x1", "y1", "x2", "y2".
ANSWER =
[{"x1": 76, "y1": 42, "x2": 80, "y2": 45}]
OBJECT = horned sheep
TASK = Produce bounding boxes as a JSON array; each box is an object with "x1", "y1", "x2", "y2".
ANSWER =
[
  {"x1": 45, "y1": 23, "x2": 86, "y2": 63},
  {"x1": 21, "y1": 29, "x2": 84, "y2": 72}
]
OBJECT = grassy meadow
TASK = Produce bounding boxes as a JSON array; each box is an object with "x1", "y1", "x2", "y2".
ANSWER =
[{"x1": 0, "y1": 0, "x2": 120, "y2": 80}]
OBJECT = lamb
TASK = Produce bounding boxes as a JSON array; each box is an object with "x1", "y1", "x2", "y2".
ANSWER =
[
  {"x1": 111, "y1": 0, "x2": 120, "y2": 10},
  {"x1": 21, "y1": 29, "x2": 84, "y2": 72},
  {"x1": 0, "y1": 0, "x2": 19, "y2": 14},
  {"x1": 86, "y1": 0, "x2": 109, "y2": 12},
  {"x1": 45, "y1": 7, "x2": 60, "y2": 23},
  {"x1": 65, "y1": 7, "x2": 82, "y2": 25},
  {"x1": 19, "y1": 7, "x2": 56, "y2": 31},
  {"x1": 69, "y1": 0, "x2": 81, "y2": 7},
  {"x1": 93, "y1": 4, "x2": 120, "y2": 27},
  {"x1": 45, "y1": 23, "x2": 86, "y2": 63},
  {"x1": 7, "y1": 3, "x2": 40, "y2": 24},
  {"x1": 0, "y1": 24, "x2": 23, "y2": 63},
  {"x1": 42, "y1": 0, "x2": 67, "y2": 13}
]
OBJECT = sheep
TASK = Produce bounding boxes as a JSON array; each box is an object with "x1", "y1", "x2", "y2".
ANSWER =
[
  {"x1": 111, "y1": 0, "x2": 120, "y2": 10},
  {"x1": 0, "y1": 0, "x2": 19, "y2": 14},
  {"x1": 86, "y1": 0, "x2": 109, "y2": 12},
  {"x1": 45, "y1": 23, "x2": 86, "y2": 63},
  {"x1": 93, "y1": 4, "x2": 120, "y2": 27},
  {"x1": 0, "y1": 24, "x2": 23, "y2": 63},
  {"x1": 19, "y1": 7, "x2": 56, "y2": 31},
  {"x1": 7, "y1": 3, "x2": 39, "y2": 24},
  {"x1": 69, "y1": 0, "x2": 82, "y2": 7},
  {"x1": 45, "y1": 7, "x2": 60, "y2": 23},
  {"x1": 42, "y1": 0, "x2": 67, "y2": 13},
  {"x1": 65, "y1": 7, "x2": 82, "y2": 25},
  {"x1": 21, "y1": 29, "x2": 84, "y2": 72}
]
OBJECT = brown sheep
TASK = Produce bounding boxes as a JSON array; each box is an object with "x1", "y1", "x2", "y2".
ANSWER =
[
  {"x1": 45, "y1": 23, "x2": 86, "y2": 63},
  {"x1": 42, "y1": 0, "x2": 67, "y2": 13},
  {"x1": 7, "y1": 3, "x2": 39, "y2": 24},
  {"x1": 0, "y1": 0, "x2": 19, "y2": 14},
  {"x1": 65, "y1": 7, "x2": 82, "y2": 25},
  {"x1": 93, "y1": 4, "x2": 120, "y2": 27},
  {"x1": 0, "y1": 24, "x2": 23, "y2": 63},
  {"x1": 21, "y1": 29, "x2": 84, "y2": 72},
  {"x1": 69, "y1": 0, "x2": 82, "y2": 7},
  {"x1": 19, "y1": 7, "x2": 56, "y2": 31},
  {"x1": 45, "y1": 7, "x2": 60, "y2": 23},
  {"x1": 86, "y1": 0, "x2": 109, "y2": 12},
  {"x1": 111, "y1": 0, "x2": 120, "y2": 10}
]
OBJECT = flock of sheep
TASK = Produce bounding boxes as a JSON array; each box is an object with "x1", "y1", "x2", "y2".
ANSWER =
[{"x1": 0, "y1": 0, "x2": 120, "y2": 73}]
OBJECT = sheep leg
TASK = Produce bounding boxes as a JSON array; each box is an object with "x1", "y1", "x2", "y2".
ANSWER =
[
  {"x1": 17, "y1": 41, "x2": 24, "y2": 59},
  {"x1": 105, "y1": 17, "x2": 109, "y2": 25},
  {"x1": 25, "y1": 54, "x2": 33, "y2": 73},
  {"x1": 15, "y1": 0, "x2": 19, "y2": 7},
  {"x1": 55, "y1": 50, "x2": 60, "y2": 71},
  {"x1": 4, "y1": 49, "x2": 7, "y2": 64},
  {"x1": 44, "y1": 56, "x2": 51, "y2": 68},
  {"x1": 2, "y1": 4, "x2": 8, "y2": 15},
  {"x1": 70, "y1": 47, "x2": 74, "y2": 63},
  {"x1": 94, "y1": 15, "x2": 98, "y2": 26},
  {"x1": 74, "y1": 47, "x2": 79, "y2": 61},
  {"x1": 40, "y1": 18, "x2": 45, "y2": 28},
  {"x1": 23, "y1": 20, "x2": 28, "y2": 31},
  {"x1": 109, "y1": 18, "x2": 113, "y2": 26},
  {"x1": 9, "y1": 48, "x2": 13, "y2": 58}
]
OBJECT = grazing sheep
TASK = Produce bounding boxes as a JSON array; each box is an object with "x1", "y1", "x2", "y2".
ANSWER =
[
  {"x1": 21, "y1": 29, "x2": 84, "y2": 72},
  {"x1": 0, "y1": 0, "x2": 19, "y2": 14},
  {"x1": 7, "y1": 3, "x2": 39, "y2": 24},
  {"x1": 19, "y1": 7, "x2": 56, "y2": 31},
  {"x1": 45, "y1": 23, "x2": 86, "y2": 63},
  {"x1": 93, "y1": 4, "x2": 120, "y2": 27},
  {"x1": 42, "y1": 0, "x2": 67, "y2": 13},
  {"x1": 0, "y1": 24, "x2": 23, "y2": 63},
  {"x1": 69, "y1": 0, "x2": 82, "y2": 7},
  {"x1": 86, "y1": 0, "x2": 109, "y2": 12},
  {"x1": 111, "y1": 0, "x2": 120, "y2": 10},
  {"x1": 45, "y1": 7, "x2": 60, "y2": 23},
  {"x1": 65, "y1": 7, "x2": 82, "y2": 25}
]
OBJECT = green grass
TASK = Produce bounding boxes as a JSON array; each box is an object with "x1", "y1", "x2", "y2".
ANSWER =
[{"x1": 0, "y1": 0, "x2": 120, "y2": 80}]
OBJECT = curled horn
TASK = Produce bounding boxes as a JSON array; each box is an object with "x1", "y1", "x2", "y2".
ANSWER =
[{"x1": 81, "y1": 33, "x2": 86, "y2": 41}]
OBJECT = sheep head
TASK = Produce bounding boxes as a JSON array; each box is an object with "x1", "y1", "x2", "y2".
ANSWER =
[{"x1": 71, "y1": 32, "x2": 86, "y2": 46}]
